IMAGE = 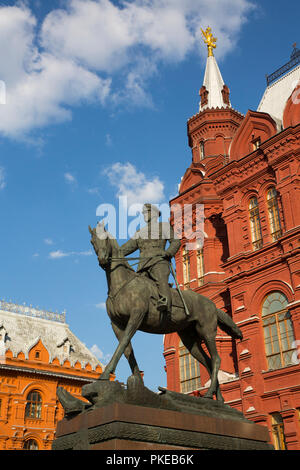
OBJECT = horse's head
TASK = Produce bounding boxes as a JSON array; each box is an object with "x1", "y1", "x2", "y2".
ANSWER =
[
  {"x1": 89, "y1": 222, "x2": 133, "y2": 272},
  {"x1": 89, "y1": 222, "x2": 113, "y2": 268}
]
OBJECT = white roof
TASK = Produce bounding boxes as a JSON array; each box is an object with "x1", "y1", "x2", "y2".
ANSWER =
[
  {"x1": 257, "y1": 64, "x2": 300, "y2": 124},
  {"x1": 0, "y1": 304, "x2": 102, "y2": 370},
  {"x1": 200, "y1": 55, "x2": 231, "y2": 111}
]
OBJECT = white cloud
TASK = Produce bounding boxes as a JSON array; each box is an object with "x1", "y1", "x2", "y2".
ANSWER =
[
  {"x1": 64, "y1": 172, "x2": 76, "y2": 184},
  {"x1": 0, "y1": 4, "x2": 111, "y2": 139},
  {"x1": 49, "y1": 249, "x2": 92, "y2": 259},
  {"x1": 41, "y1": 0, "x2": 136, "y2": 73},
  {"x1": 90, "y1": 343, "x2": 112, "y2": 365},
  {"x1": 0, "y1": 167, "x2": 5, "y2": 190},
  {"x1": 0, "y1": 0, "x2": 255, "y2": 139},
  {"x1": 0, "y1": 5, "x2": 38, "y2": 87},
  {"x1": 104, "y1": 162, "x2": 165, "y2": 207},
  {"x1": 44, "y1": 238, "x2": 54, "y2": 245},
  {"x1": 40, "y1": 0, "x2": 255, "y2": 65},
  {"x1": 49, "y1": 250, "x2": 69, "y2": 259}
]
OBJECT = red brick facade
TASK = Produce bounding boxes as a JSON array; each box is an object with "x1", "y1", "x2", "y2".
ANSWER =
[{"x1": 164, "y1": 65, "x2": 300, "y2": 450}]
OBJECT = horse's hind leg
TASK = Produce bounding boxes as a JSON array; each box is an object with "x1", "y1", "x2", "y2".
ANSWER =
[
  {"x1": 178, "y1": 328, "x2": 211, "y2": 387},
  {"x1": 197, "y1": 343, "x2": 223, "y2": 402},
  {"x1": 179, "y1": 328, "x2": 223, "y2": 402},
  {"x1": 202, "y1": 335, "x2": 221, "y2": 401},
  {"x1": 111, "y1": 322, "x2": 143, "y2": 381}
]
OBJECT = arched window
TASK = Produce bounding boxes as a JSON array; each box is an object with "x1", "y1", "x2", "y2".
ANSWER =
[
  {"x1": 249, "y1": 197, "x2": 263, "y2": 250},
  {"x1": 271, "y1": 413, "x2": 286, "y2": 450},
  {"x1": 25, "y1": 391, "x2": 42, "y2": 419},
  {"x1": 179, "y1": 341, "x2": 201, "y2": 393},
  {"x1": 267, "y1": 187, "x2": 282, "y2": 241},
  {"x1": 182, "y1": 247, "x2": 190, "y2": 289},
  {"x1": 262, "y1": 292, "x2": 296, "y2": 370},
  {"x1": 23, "y1": 439, "x2": 39, "y2": 450}
]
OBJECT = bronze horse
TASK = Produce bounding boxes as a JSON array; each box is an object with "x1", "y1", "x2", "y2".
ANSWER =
[{"x1": 89, "y1": 223, "x2": 242, "y2": 402}]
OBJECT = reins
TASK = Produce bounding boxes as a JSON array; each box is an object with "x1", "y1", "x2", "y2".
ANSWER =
[
  {"x1": 106, "y1": 255, "x2": 187, "y2": 313},
  {"x1": 108, "y1": 255, "x2": 164, "y2": 269},
  {"x1": 107, "y1": 255, "x2": 165, "y2": 301}
]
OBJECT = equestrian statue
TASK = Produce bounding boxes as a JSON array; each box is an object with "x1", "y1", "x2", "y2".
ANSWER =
[
  {"x1": 88, "y1": 204, "x2": 242, "y2": 402},
  {"x1": 57, "y1": 203, "x2": 243, "y2": 416}
]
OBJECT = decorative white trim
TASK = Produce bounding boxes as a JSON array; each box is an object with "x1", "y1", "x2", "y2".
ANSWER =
[
  {"x1": 240, "y1": 349, "x2": 250, "y2": 356},
  {"x1": 204, "y1": 271, "x2": 226, "y2": 275},
  {"x1": 236, "y1": 316, "x2": 259, "y2": 325},
  {"x1": 287, "y1": 300, "x2": 300, "y2": 308},
  {"x1": 280, "y1": 281, "x2": 294, "y2": 294},
  {"x1": 0, "y1": 300, "x2": 66, "y2": 324},
  {"x1": 164, "y1": 347, "x2": 176, "y2": 353},
  {"x1": 235, "y1": 305, "x2": 245, "y2": 311},
  {"x1": 246, "y1": 406, "x2": 256, "y2": 413}
]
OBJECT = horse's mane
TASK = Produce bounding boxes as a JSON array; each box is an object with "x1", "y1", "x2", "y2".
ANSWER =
[{"x1": 107, "y1": 233, "x2": 135, "y2": 273}]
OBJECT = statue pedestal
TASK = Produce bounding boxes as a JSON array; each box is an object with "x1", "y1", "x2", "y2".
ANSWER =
[{"x1": 52, "y1": 402, "x2": 273, "y2": 450}]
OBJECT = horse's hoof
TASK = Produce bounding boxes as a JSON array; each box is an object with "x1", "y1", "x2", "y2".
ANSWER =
[{"x1": 203, "y1": 393, "x2": 214, "y2": 400}]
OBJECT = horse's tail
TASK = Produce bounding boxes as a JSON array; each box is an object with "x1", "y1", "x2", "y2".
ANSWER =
[{"x1": 216, "y1": 309, "x2": 243, "y2": 340}]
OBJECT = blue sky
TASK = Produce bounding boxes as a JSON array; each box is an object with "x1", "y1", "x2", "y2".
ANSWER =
[{"x1": 0, "y1": 0, "x2": 299, "y2": 391}]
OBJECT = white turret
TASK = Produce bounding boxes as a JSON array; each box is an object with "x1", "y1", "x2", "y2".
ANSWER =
[{"x1": 199, "y1": 27, "x2": 231, "y2": 112}]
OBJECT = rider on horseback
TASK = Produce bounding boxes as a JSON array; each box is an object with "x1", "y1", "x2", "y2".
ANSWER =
[{"x1": 119, "y1": 203, "x2": 181, "y2": 313}]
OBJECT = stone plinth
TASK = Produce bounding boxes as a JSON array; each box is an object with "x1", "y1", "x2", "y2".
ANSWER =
[{"x1": 52, "y1": 402, "x2": 273, "y2": 450}]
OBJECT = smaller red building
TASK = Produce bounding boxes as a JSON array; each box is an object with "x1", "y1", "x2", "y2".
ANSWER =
[
  {"x1": 0, "y1": 300, "x2": 105, "y2": 450},
  {"x1": 164, "y1": 40, "x2": 300, "y2": 450}
]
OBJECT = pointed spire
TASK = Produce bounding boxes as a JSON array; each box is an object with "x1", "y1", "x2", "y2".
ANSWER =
[{"x1": 199, "y1": 27, "x2": 231, "y2": 112}]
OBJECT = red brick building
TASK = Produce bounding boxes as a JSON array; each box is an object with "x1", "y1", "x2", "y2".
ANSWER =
[{"x1": 164, "y1": 38, "x2": 300, "y2": 450}]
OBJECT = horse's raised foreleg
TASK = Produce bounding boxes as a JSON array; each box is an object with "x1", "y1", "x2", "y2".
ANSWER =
[
  {"x1": 99, "y1": 310, "x2": 146, "y2": 380},
  {"x1": 110, "y1": 321, "x2": 143, "y2": 381}
]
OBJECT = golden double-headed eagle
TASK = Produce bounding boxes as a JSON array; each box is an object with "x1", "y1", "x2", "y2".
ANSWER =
[{"x1": 201, "y1": 27, "x2": 217, "y2": 57}]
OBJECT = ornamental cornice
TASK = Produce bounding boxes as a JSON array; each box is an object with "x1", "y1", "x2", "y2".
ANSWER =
[
  {"x1": 210, "y1": 124, "x2": 300, "y2": 186},
  {"x1": 263, "y1": 134, "x2": 300, "y2": 165},
  {"x1": 171, "y1": 179, "x2": 217, "y2": 203},
  {"x1": 211, "y1": 152, "x2": 270, "y2": 194},
  {"x1": 187, "y1": 107, "x2": 244, "y2": 125},
  {"x1": 223, "y1": 232, "x2": 300, "y2": 283},
  {"x1": 261, "y1": 365, "x2": 300, "y2": 383},
  {"x1": 0, "y1": 363, "x2": 98, "y2": 382}
]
